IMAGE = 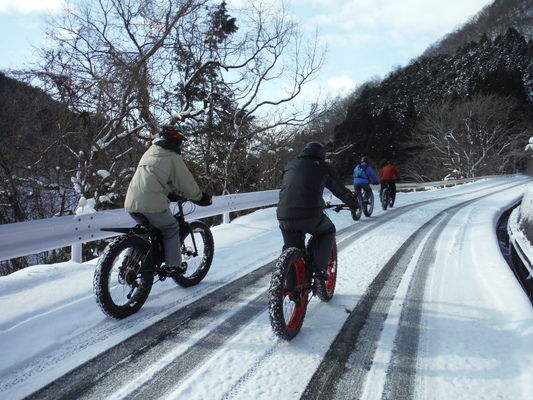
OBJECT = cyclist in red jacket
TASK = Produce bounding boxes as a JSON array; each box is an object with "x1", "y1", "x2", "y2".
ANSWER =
[{"x1": 379, "y1": 160, "x2": 401, "y2": 205}]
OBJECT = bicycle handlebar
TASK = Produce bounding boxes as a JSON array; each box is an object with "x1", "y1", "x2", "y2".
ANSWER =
[{"x1": 325, "y1": 202, "x2": 353, "y2": 212}]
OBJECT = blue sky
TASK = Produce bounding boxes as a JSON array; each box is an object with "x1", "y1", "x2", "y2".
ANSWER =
[
  {"x1": 0, "y1": 0, "x2": 494, "y2": 98},
  {"x1": 285, "y1": 0, "x2": 494, "y2": 96}
]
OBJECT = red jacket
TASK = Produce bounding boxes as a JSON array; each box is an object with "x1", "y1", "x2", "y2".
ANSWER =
[{"x1": 380, "y1": 165, "x2": 401, "y2": 180}]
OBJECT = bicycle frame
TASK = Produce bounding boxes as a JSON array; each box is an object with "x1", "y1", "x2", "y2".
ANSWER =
[
  {"x1": 100, "y1": 199, "x2": 197, "y2": 277},
  {"x1": 353, "y1": 185, "x2": 374, "y2": 217},
  {"x1": 268, "y1": 204, "x2": 348, "y2": 340},
  {"x1": 354, "y1": 183, "x2": 372, "y2": 199},
  {"x1": 94, "y1": 198, "x2": 214, "y2": 319},
  {"x1": 297, "y1": 236, "x2": 319, "y2": 296},
  {"x1": 380, "y1": 181, "x2": 396, "y2": 210},
  {"x1": 380, "y1": 181, "x2": 395, "y2": 195}
]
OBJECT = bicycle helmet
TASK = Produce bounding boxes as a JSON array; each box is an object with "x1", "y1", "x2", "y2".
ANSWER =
[
  {"x1": 160, "y1": 125, "x2": 186, "y2": 146},
  {"x1": 361, "y1": 156, "x2": 370, "y2": 164},
  {"x1": 300, "y1": 141, "x2": 326, "y2": 160}
]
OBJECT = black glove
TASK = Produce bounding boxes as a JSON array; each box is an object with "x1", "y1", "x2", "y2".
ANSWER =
[
  {"x1": 167, "y1": 192, "x2": 182, "y2": 202},
  {"x1": 192, "y1": 192, "x2": 212, "y2": 206},
  {"x1": 344, "y1": 192, "x2": 358, "y2": 208}
]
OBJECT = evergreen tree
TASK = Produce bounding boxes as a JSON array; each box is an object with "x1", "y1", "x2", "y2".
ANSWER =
[{"x1": 334, "y1": 28, "x2": 533, "y2": 180}]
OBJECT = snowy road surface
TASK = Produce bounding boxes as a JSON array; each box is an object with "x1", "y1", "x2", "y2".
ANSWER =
[{"x1": 1, "y1": 176, "x2": 532, "y2": 399}]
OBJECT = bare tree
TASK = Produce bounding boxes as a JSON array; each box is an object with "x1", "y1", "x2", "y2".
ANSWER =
[
  {"x1": 13, "y1": 0, "x2": 220, "y2": 210},
  {"x1": 12, "y1": 0, "x2": 324, "y2": 206},
  {"x1": 408, "y1": 94, "x2": 530, "y2": 180},
  {"x1": 174, "y1": 0, "x2": 326, "y2": 194}
]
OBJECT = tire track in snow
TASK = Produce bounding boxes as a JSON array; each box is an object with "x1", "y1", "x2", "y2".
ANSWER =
[
  {"x1": 304, "y1": 179, "x2": 527, "y2": 398},
  {"x1": 195, "y1": 184, "x2": 515, "y2": 400},
  {"x1": 129, "y1": 179, "x2": 524, "y2": 400},
  {"x1": 16, "y1": 179, "x2": 524, "y2": 399},
  {"x1": 220, "y1": 344, "x2": 281, "y2": 400},
  {"x1": 23, "y1": 262, "x2": 275, "y2": 400},
  {"x1": 301, "y1": 197, "x2": 483, "y2": 400},
  {"x1": 125, "y1": 292, "x2": 270, "y2": 400},
  {"x1": 380, "y1": 204, "x2": 457, "y2": 400}
]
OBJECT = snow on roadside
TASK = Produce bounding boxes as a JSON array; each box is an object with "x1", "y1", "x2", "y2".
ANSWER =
[{"x1": 0, "y1": 175, "x2": 532, "y2": 400}]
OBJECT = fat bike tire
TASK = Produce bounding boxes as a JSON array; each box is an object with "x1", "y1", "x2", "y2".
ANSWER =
[
  {"x1": 173, "y1": 220, "x2": 214, "y2": 287},
  {"x1": 363, "y1": 191, "x2": 374, "y2": 217},
  {"x1": 381, "y1": 188, "x2": 389, "y2": 210},
  {"x1": 351, "y1": 192, "x2": 363, "y2": 221},
  {"x1": 316, "y1": 241, "x2": 338, "y2": 302},
  {"x1": 94, "y1": 235, "x2": 154, "y2": 319},
  {"x1": 268, "y1": 247, "x2": 309, "y2": 340}
]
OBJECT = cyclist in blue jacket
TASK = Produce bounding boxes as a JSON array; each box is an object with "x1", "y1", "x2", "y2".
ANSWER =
[{"x1": 353, "y1": 156, "x2": 379, "y2": 203}]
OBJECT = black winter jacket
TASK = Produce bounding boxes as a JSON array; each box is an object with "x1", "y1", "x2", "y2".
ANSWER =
[{"x1": 276, "y1": 154, "x2": 354, "y2": 220}]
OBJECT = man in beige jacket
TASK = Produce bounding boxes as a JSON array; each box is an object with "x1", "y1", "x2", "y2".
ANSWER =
[{"x1": 125, "y1": 125, "x2": 212, "y2": 275}]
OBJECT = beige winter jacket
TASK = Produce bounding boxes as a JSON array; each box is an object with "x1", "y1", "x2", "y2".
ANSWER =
[{"x1": 124, "y1": 142, "x2": 203, "y2": 213}]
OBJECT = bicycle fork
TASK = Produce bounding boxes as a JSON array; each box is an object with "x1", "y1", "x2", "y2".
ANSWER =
[{"x1": 180, "y1": 222, "x2": 199, "y2": 258}]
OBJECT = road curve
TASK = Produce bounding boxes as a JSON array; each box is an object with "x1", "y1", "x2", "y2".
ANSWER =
[{"x1": 22, "y1": 179, "x2": 526, "y2": 400}]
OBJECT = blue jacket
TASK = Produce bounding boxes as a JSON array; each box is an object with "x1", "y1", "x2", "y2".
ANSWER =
[{"x1": 353, "y1": 162, "x2": 379, "y2": 185}]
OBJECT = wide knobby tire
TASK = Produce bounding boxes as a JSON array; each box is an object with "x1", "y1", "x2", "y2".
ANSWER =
[
  {"x1": 173, "y1": 220, "x2": 214, "y2": 288},
  {"x1": 363, "y1": 191, "x2": 374, "y2": 217},
  {"x1": 351, "y1": 192, "x2": 363, "y2": 221},
  {"x1": 381, "y1": 188, "x2": 389, "y2": 210},
  {"x1": 389, "y1": 193, "x2": 395, "y2": 208},
  {"x1": 268, "y1": 247, "x2": 309, "y2": 340},
  {"x1": 94, "y1": 235, "x2": 154, "y2": 319},
  {"x1": 316, "y1": 241, "x2": 338, "y2": 302}
]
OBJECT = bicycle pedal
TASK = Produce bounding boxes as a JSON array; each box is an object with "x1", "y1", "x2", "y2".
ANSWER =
[
  {"x1": 159, "y1": 266, "x2": 176, "y2": 278},
  {"x1": 314, "y1": 270, "x2": 330, "y2": 281}
]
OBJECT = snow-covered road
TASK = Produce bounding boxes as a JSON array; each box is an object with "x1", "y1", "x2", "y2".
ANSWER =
[{"x1": 1, "y1": 176, "x2": 532, "y2": 399}]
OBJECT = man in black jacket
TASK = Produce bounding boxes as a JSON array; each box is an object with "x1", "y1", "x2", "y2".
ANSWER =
[{"x1": 276, "y1": 142, "x2": 358, "y2": 280}]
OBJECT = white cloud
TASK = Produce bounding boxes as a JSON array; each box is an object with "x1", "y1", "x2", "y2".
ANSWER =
[
  {"x1": 290, "y1": 0, "x2": 491, "y2": 36},
  {"x1": 327, "y1": 75, "x2": 357, "y2": 95},
  {"x1": 287, "y1": 0, "x2": 493, "y2": 86},
  {"x1": 0, "y1": 0, "x2": 63, "y2": 14}
]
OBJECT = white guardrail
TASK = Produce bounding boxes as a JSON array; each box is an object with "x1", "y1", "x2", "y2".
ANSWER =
[
  {"x1": 0, "y1": 190, "x2": 281, "y2": 263},
  {"x1": 0, "y1": 176, "x2": 506, "y2": 264}
]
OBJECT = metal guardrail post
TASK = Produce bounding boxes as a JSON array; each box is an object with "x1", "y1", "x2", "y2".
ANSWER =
[{"x1": 71, "y1": 243, "x2": 82, "y2": 264}]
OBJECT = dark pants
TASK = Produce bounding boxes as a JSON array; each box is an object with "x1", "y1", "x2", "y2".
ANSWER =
[
  {"x1": 380, "y1": 180, "x2": 397, "y2": 200},
  {"x1": 354, "y1": 183, "x2": 372, "y2": 201},
  {"x1": 278, "y1": 213, "x2": 336, "y2": 273},
  {"x1": 129, "y1": 210, "x2": 181, "y2": 266}
]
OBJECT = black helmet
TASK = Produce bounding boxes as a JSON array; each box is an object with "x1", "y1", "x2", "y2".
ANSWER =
[
  {"x1": 361, "y1": 156, "x2": 370, "y2": 163},
  {"x1": 160, "y1": 125, "x2": 186, "y2": 146},
  {"x1": 300, "y1": 142, "x2": 326, "y2": 160}
]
